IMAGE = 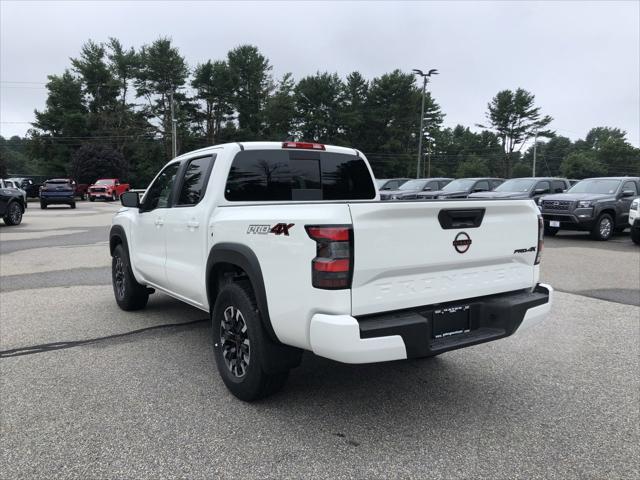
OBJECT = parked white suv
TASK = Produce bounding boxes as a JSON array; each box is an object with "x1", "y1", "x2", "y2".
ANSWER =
[{"x1": 110, "y1": 141, "x2": 553, "y2": 400}]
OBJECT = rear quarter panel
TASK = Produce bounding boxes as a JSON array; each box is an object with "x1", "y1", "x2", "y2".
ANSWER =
[{"x1": 210, "y1": 203, "x2": 353, "y2": 350}]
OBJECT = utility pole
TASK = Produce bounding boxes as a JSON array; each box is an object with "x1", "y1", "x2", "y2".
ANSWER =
[
  {"x1": 532, "y1": 129, "x2": 538, "y2": 177},
  {"x1": 412, "y1": 68, "x2": 439, "y2": 178},
  {"x1": 170, "y1": 92, "x2": 177, "y2": 158}
]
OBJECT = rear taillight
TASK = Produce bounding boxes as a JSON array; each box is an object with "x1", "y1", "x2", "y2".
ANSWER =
[
  {"x1": 535, "y1": 215, "x2": 544, "y2": 265},
  {"x1": 282, "y1": 141, "x2": 325, "y2": 150},
  {"x1": 306, "y1": 225, "x2": 353, "y2": 289}
]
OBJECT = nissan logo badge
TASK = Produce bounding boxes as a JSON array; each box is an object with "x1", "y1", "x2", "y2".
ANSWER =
[{"x1": 453, "y1": 232, "x2": 472, "y2": 254}]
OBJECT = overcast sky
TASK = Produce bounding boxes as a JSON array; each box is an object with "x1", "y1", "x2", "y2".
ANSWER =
[{"x1": 1, "y1": 0, "x2": 638, "y2": 145}]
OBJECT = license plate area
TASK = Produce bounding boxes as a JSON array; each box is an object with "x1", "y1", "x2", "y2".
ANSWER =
[
  {"x1": 432, "y1": 305, "x2": 471, "y2": 339},
  {"x1": 549, "y1": 220, "x2": 560, "y2": 227}
]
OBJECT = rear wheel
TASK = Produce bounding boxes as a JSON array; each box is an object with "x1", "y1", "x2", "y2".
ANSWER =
[
  {"x1": 70, "y1": 202, "x2": 76, "y2": 209},
  {"x1": 212, "y1": 281, "x2": 289, "y2": 401},
  {"x1": 112, "y1": 244, "x2": 149, "y2": 311},
  {"x1": 590, "y1": 213, "x2": 614, "y2": 241},
  {"x1": 40, "y1": 201, "x2": 47, "y2": 209},
  {"x1": 3, "y1": 201, "x2": 23, "y2": 225}
]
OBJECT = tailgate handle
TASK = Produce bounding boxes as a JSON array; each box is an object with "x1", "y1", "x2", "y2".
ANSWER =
[{"x1": 438, "y1": 209, "x2": 485, "y2": 229}]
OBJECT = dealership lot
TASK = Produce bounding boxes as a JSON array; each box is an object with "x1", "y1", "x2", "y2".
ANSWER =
[{"x1": 1, "y1": 202, "x2": 639, "y2": 479}]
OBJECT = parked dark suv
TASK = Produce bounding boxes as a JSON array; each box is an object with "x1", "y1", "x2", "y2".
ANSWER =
[
  {"x1": 469, "y1": 177, "x2": 570, "y2": 201},
  {"x1": 417, "y1": 177, "x2": 504, "y2": 200},
  {"x1": 40, "y1": 178, "x2": 77, "y2": 209},
  {"x1": 539, "y1": 177, "x2": 640, "y2": 240}
]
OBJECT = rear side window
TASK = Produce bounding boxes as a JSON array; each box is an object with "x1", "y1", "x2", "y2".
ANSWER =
[
  {"x1": 177, "y1": 155, "x2": 216, "y2": 206},
  {"x1": 225, "y1": 150, "x2": 375, "y2": 201}
]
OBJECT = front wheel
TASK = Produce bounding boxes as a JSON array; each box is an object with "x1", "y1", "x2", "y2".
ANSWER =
[
  {"x1": 3, "y1": 201, "x2": 23, "y2": 225},
  {"x1": 40, "y1": 202, "x2": 47, "y2": 209},
  {"x1": 590, "y1": 213, "x2": 614, "y2": 241},
  {"x1": 112, "y1": 244, "x2": 149, "y2": 310},
  {"x1": 70, "y1": 202, "x2": 76, "y2": 209},
  {"x1": 631, "y1": 227, "x2": 640, "y2": 245},
  {"x1": 89, "y1": 196, "x2": 95, "y2": 202},
  {"x1": 212, "y1": 282, "x2": 289, "y2": 401},
  {"x1": 110, "y1": 192, "x2": 116, "y2": 202},
  {"x1": 544, "y1": 225, "x2": 559, "y2": 236}
]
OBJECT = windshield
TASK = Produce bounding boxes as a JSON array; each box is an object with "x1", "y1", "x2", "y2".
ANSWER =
[
  {"x1": 399, "y1": 179, "x2": 428, "y2": 191},
  {"x1": 96, "y1": 179, "x2": 114, "y2": 185},
  {"x1": 495, "y1": 179, "x2": 535, "y2": 192},
  {"x1": 568, "y1": 179, "x2": 620, "y2": 194},
  {"x1": 443, "y1": 179, "x2": 475, "y2": 192}
]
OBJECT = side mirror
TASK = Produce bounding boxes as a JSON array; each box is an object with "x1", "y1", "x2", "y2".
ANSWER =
[
  {"x1": 621, "y1": 190, "x2": 635, "y2": 198},
  {"x1": 534, "y1": 188, "x2": 550, "y2": 194},
  {"x1": 423, "y1": 187, "x2": 432, "y2": 191},
  {"x1": 120, "y1": 191, "x2": 140, "y2": 208}
]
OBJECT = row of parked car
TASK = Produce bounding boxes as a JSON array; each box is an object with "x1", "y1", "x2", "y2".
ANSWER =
[
  {"x1": 377, "y1": 175, "x2": 640, "y2": 243},
  {"x1": 0, "y1": 176, "x2": 131, "y2": 226}
]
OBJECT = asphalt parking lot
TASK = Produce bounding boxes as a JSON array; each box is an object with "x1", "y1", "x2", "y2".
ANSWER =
[{"x1": 1, "y1": 201, "x2": 639, "y2": 479}]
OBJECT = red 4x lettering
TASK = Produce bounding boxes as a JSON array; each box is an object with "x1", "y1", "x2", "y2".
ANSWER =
[{"x1": 270, "y1": 223, "x2": 294, "y2": 236}]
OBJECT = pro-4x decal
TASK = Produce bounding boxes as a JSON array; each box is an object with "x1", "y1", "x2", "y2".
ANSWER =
[{"x1": 247, "y1": 223, "x2": 295, "y2": 236}]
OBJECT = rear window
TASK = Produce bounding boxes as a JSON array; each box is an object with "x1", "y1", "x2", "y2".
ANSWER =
[{"x1": 225, "y1": 150, "x2": 375, "y2": 201}]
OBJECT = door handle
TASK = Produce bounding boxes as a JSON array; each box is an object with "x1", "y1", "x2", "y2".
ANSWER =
[
  {"x1": 187, "y1": 220, "x2": 200, "y2": 230},
  {"x1": 155, "y1": 218, "x2": 164, "y2": 227}
]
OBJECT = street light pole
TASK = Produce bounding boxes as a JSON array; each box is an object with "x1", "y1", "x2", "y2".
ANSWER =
[
  {"x1": 412, "y1": 68, "x2": 439, "y2": 178},
  {"x1": 170, "y1": 92, "x2": 177, "y2": 158},
  {"x1": 532, "y1": 129, "x2": 538, "y2": 177},
  {"x1": 416, "y1": 76, "x2": 427, "y2": 178}
]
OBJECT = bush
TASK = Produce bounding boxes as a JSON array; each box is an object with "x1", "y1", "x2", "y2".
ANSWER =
[{"x1": 69, "y1": 144, "x2": 129, "y2": 184}]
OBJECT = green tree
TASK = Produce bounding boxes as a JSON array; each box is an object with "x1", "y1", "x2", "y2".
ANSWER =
[
  {"x1": 561, "y1": 151, "x2": 607, "y2": 178},
  {"x1": 69, "y1": 143, "x2": 128, "y2": 183},
  {"x1": 294, "y1": 72, "x2": 343, "y2": 142},
  {"x1": 523, "y1": 135, "x2": 574, "y2": 177},
  {"x1": 340, "y1": 71, "x2": 369, "y2": 148},
  {"x1": 192, "y1": 60, "x2": 234, "y2": 144},
  {"x1": 455, "y1": 155, "x2": 490, "y2": 177},
  {"x1": 263, "y1": 73, "x2": 296, "y2": 140},
  {"x1": 480, "y1": 88, "x2": 553, "y2": 177},
  {"x1": 227, "y1": 45, "x2": 272, "y2": 137},
  {"x1": 71, "y1": 40, "x2": 119, "y2": 115},
  {"x1": 135, "y1": 37, "x2": 189, "y2": 161}
]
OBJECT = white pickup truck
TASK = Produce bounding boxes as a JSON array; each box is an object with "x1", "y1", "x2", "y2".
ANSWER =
[{"x1": 110, "y1": 141, "x2": 553, "y2": 401}]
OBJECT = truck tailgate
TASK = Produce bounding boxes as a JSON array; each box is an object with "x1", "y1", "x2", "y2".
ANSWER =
[{"x1": 348, "y1": 200, "x2": 539, "y2": 316}]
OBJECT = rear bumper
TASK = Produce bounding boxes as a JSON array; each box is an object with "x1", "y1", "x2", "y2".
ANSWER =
[
  {"x1": 40, "y1": 194, "x2": 74, "y2": 204},
  {"x1": 309, "y1": 284, "x2": 553, "y2": 364}
]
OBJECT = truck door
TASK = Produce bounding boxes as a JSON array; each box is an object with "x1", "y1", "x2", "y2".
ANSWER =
[
  {"x1": 163, "y1": 154, "x2": 216, "y2": 305},
  {"x1": 131, "y1": 162, "x2": 180, "y2": 286}
]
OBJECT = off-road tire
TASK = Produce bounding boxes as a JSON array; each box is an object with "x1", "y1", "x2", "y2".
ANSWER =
[
  {"x1": 112, "y1": 244, "x2": 149, "y2": 311},
  {"x1": 212, "y1": 281, "x2": 289, "y2": 401}
]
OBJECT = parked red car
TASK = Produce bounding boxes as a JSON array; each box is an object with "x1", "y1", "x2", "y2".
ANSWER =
[{"x1": 88, "y1": 178, "x2": 130, "y2": 201}]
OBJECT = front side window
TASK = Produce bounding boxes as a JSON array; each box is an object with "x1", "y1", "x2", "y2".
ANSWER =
[
  {"x1": 225, "y1": 150, "x2": 375, "y2": 201},
  {"x1": 535, "y1": 181, "x2": 551, "y2": 192},
  {"x1": 474, "y1": 180, "x2": 490, "y2": 192},
  {"x1": 622, "y1": 181, "x2": 638, "y2": 195},
  {"x1": 177, "y1": 155, "x2": 216, "y2": 206},
  {"x1": 551, "y1": 180, "x2": 566, "y2": 193},
  {"x1": 142, "y1": 162, "x2": 180, "y2": 211},
  {"x1": 443, "y1": 179, "x2": 475, "y2": 192}
]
